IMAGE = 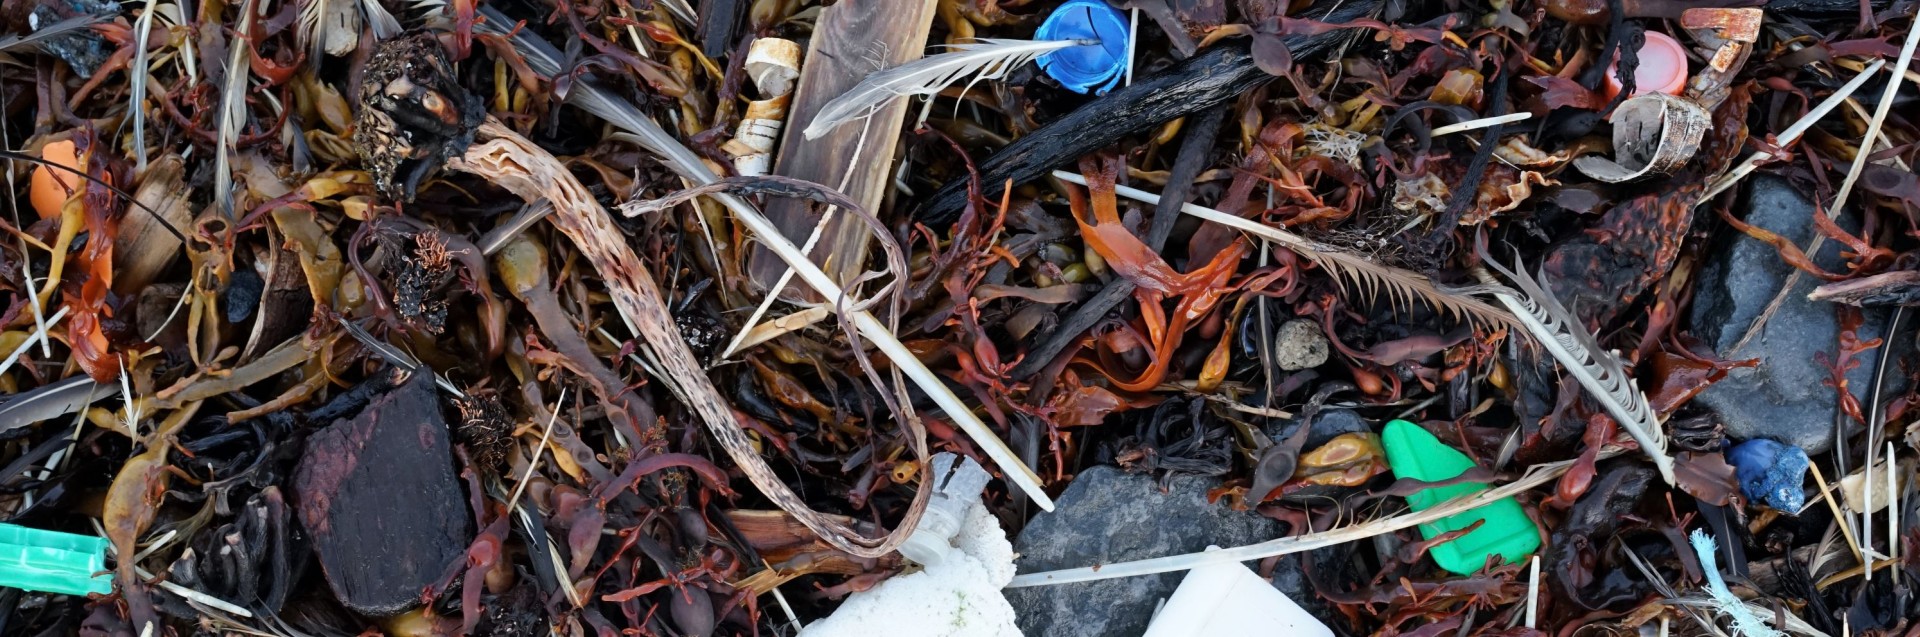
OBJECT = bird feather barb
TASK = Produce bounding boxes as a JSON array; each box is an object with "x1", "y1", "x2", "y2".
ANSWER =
[
  {"x1": 803, "y1": 38, "x2": 1084, "y2": 140},
  {"x1": 0, "y1": 377, "x2": 120, "y2": 437},
  {"x1": 1476, "y1": 249, "x2": 1674, "y2": 484}
]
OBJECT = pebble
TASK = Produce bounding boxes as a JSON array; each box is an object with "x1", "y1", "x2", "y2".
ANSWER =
[{"x1": 1274, "y1": 319, "x2": 1330, "y2": 371}]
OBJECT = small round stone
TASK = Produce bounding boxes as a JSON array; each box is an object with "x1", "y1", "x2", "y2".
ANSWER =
[{"x1": 1273, "y1": 319, "x2": 1329, "y2": 371}]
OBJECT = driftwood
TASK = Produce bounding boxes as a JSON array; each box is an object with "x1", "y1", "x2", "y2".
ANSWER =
[
  {"x1": 449, "y1": 119, "x2": 928, "y2": 558},
  {"x1": 479, "y1": 12, "x2": 1053, "y2": 511},
  {"x1": 113, "y1": 155, "x2": 192, "y2": 296},
  {"x1": 751, "y1": 0, "x2": 940, "y2": 290},
  {"x1": 917, "y1": 0, "x2": 1380, "y2": 224}
]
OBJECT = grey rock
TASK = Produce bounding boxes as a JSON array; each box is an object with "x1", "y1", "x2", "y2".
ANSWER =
[
  {"x1": 1265, "y1": 408, "x2": 1371, "y2": 450},
  {"x1": 1005, "y1": 467, "x2": 1286, "y2": 637},
  {"x1": 1689, "y1": 176, "x2": 1907, "y2": 454},
  {"x1": 1274, "y1": 319, "x2": 1330, "y2": 370},
  {"x1": 30, "y1": 0, "x2": 115, "y2": 79}
]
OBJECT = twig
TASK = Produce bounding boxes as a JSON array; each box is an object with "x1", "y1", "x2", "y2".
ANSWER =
[
  {"x1": 1430, "y1": 112, "x2": 1532, "y2": 137},
  {"x1": 0, "y1": 305, "x2": 70, "y2": 376},
  {"x1": 1807, "y1": 462, "x2": 1868, "y2": 577},
  {"x1": 1526, "y1": 555, "x2": 1541, "y2": 629},
  {"x1": 506, "y1": 387, "x2": 568, "y2": 512},
  {"x1": 1701, "y1": 59, "x2": 1884, "y2": 201},
  {"x1": 480, "y1": 15, "x2": 1052, "y2": 511}
]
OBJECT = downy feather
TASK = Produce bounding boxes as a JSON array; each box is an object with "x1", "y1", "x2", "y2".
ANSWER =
[
  {"x1": 803, "y1": 38, "x2": 1087, "y2": 140},
  {"x1": 1477, "y1": 249, "x2": 1675, "y2": 484}
]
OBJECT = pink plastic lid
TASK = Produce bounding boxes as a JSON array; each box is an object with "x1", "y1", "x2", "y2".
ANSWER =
[{"x1": 1605, "y1": 30, "x2": 1689, "y2": 100}]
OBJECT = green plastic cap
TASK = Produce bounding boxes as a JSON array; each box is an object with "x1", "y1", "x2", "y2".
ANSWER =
[
  {"x1": 0, "y1": 523, "x2": 113, "y2": 596},
  {"x1": 1380, "y1": 420, "x2": 1541, "y2": 575}
]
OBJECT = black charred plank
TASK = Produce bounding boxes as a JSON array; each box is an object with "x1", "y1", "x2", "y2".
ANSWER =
[
  {"x1": 916, "y1": 0, "x2": 1379, "y2": 225},
  {"x1": 696, "y1": 0, "x2": 746, "y2": 59},
  {"x1": 293, "y1": 372, "x2": 471, "y2": 617}
]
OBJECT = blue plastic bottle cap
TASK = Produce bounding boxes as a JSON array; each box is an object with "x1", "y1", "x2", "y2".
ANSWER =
[{"x1": 1035, "y1": 0, "x2": 1130, "y2": 95}]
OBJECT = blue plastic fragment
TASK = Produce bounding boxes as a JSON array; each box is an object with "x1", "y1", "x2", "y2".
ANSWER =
[
  {"x1": 1726, "y1": 439, "x2": 1809, "y2": 512},
  {"x1": 1035, "y1": 0, "x2": 1130, "y2": 95}
]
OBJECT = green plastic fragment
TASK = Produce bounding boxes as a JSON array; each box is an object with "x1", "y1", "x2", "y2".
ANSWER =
[
  {"x1": 0, "y1": 523, "x2": 112, "y2": 596},
  {"x1": 1380, "y1": 419, "x2": 1540, "y2": 575}
]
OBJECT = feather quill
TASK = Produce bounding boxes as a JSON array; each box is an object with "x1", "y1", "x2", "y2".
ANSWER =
[
  {"x1": 0, "y1": 376, "x2": 119, "y2": 437},
  {"x1": 803, "y1": 38, "x2": 1088, "y2": 140},
  {"x1": 361, "y1": 0, "x2": 401, "y2": 40},
  {"x1": 214, "y1": 0, "x2": 257, "y2": 219},
  {"x1": 0, "y1": 14, "x2": 107, "y2": 54},
  {"x1": 1475, "y1": 249, "x2": 1675, "y2": 484},
  {"x1": 1052, "y1": 170, "x2": 1524, "y2": 332},
  {"x1": 131, "y1": 0, "x2": 158, "y2": 172}
]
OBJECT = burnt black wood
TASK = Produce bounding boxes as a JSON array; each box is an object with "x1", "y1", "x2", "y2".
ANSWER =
[
  {"x1": 917, "y1": 0, "x2": 1381, "y2": 225},
  {"x1": 293, "y1": 372, "x2": 471, "y2": 617},
  {"x1": 696, "y1": 0, "x2": 745, "y2": 59}
]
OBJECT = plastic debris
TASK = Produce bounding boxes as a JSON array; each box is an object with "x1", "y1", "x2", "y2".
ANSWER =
[
  {"x1": 900, "y1": 453, "x2": 995, "y2": 566},
  {"x1": 1605, "y1": 29, "x2": 1688, "y2": 100},
  {"x1": 1570, "y1": 91, "x2": 1710, "y2": 183},
  {"x1": 1141, "y1": 546, "x2": 1333, "y2": 637},
  {"x1": 1035, "y1": 0, "x2": 1130, "y2": 95},
  {"x1": 0, "y1": 522, "x2": 112, "y2": 596},
  {"x1": 1380, "y1": 419, "x2": 1541, "y2": 575},
  {"x1": 1726, "y1": 438, "x2": 1809, "y2": 512},
  {"x1": 799, "y1": 453, "x2": 1018, "y2": 637}
]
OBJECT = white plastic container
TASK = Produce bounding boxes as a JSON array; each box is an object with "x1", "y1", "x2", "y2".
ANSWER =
[
  {"x1": 1141, "y1": 547, "x2": 1333, "y2": 637},
  {"x1": 899, "y1": 453, "x2": 993, "y2": 567}
]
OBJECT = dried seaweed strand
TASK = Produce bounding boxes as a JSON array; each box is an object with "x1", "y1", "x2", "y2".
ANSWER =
[
  {"x1": 451, "y1": 120, "x2": 930, "y2": 558},
  {"x1": 1052, "y1": 171, "x2": 1522, "y2": 332},
  {"x1": 481, "y1": 14, "x2": 1053, "y2": 510}
]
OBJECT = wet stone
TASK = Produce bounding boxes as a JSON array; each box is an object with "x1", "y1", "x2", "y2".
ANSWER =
[
  {"x1": 292, "y1": 372, "x2": 472, "y2": 617},
  {"x1": 1264, "y1": 407, "x2": 1371, "y2": 450},
  {"x1": 1004, "y1": 466, "x2": 1286, "y2": 637},
  {"x1": 1688, "y1": 175, "x2": 1908, "y2": 455},
  {"x1": 1273, "y1": 318, "x2": 1331, "y2": 371}
]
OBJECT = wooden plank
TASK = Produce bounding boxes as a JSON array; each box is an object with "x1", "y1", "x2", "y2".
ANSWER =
[{"x1": 748, "y1": 0, "x2": 939, "y2": 293}]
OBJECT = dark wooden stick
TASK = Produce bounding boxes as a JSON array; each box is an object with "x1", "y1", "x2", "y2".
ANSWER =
[
  {"x1": 695, "y1": 0, "x2": 745, "y2": 58},
  {"x1": 916, "y1": 0, "x2": 1380, "y2": 224},
  {"x1": 1009, "y1": 105, "x2": 1228, "y2": 380}
]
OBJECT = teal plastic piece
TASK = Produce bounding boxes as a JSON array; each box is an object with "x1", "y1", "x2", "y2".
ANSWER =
[
  {"x1": 0, "y1": 523, "x2": 112, "y2": 596},
  {"x1": 1380, "y1": 420, "x2": 1541, "y2": 575}
]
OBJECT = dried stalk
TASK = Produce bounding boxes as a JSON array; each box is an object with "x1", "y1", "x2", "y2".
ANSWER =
[
  {"x1": 450, "y1": 120, "x2": 930, "y2": 557},
  {"x1": 480, "y1": 12, "x2": 1053, "y2": 510},
  {"x1": 1008, "y1": 450, "x2": 1614, "y2": 586}
]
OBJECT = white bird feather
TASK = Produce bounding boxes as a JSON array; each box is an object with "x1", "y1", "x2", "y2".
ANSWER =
[
  {"x1": 803, "y1": 38, "x2": 1089, "y2": 140},
  {"x1": 1476, "y1": 250, "x2": 1675, "y2": 485},
  {"x1": 214, "y1": 0, "x2": 256, "y2": 219}
]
